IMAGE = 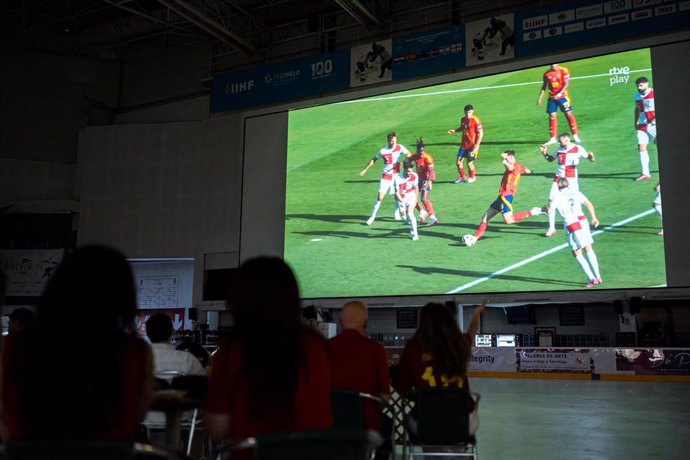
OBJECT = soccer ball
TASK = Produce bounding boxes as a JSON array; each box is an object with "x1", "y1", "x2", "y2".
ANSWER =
[{"x1": 462, "y1": 234, "x2": 477, "y2": 247}]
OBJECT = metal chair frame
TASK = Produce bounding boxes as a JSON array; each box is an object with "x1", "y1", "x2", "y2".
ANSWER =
[{"x1": 401, "y1": 388, "x2": 478, "y2": 460}]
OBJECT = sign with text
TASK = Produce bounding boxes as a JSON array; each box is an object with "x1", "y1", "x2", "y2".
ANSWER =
[
  {"x1": 0, "y1": 249, "x2": 64, "y2": 297},
  {"x1": 392, "y1": 26, "x2": 465, "y2": 81},
  {"x1": 469, "y1": 347, "x2": 517, "y2": 372},
  {"x1": 517, "y1": 348, "x2": 592, "y2": 373},
  {"x1": 211, "y1": 49, "x2": 350, "y2": 112}
]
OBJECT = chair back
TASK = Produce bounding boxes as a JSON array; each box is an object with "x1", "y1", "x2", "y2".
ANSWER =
[
  {"x1": 171, "y1": 375, "x2": 209, "y2": 400},
  {"x1": 414, "y1": 388, "x2": 472, "y2": 445},
  {"x1": 331, "y1": 390, "x2": 365, "y2": 429}
]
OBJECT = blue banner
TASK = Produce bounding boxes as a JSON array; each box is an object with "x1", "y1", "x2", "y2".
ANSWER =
[
  {"x1": 516, "y1": 0, "x2": 690, "y2": 57},
  {"x1": 211, "y1": 49, "x2": 350, "y2": 112},
  {"x1": 391, "y1": 25, "x2": 465, "y2": 81}
]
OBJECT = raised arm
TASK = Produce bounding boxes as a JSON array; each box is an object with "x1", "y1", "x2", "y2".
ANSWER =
[
  {"x1": 540, "y1": 144, "x2": 555, "y2": 162},
  {"x1": 359, "y1": 157, "x2": 377, "y2": 176},
  {"x1": 466, "y1": 301, "x2": 487, "y2": 342}
]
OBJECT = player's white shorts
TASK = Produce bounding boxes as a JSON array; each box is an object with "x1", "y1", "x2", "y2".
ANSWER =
[
  {"x1": 549, "y1": 178, "x2": 580, "y2": 201},
  {"x1": 637, "y1": 124, "x2": 657, "y2": 145},
  {"x1": 564, "y1": 218, "x2": 593, "y2": 251},
  {"x1": 379, "y1": 177, "x2": 395, "y2": 195},
  {"x1": 400, "y1": 192, "x2": 418, "y2": 208}
]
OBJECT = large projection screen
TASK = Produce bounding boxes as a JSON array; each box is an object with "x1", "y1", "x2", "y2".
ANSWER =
[{"x1": 241, "y1": 35, "x2": 690, "y2": 306}]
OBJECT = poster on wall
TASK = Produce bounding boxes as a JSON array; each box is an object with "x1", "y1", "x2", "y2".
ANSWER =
[
  {"x1": 0, "y1": 249, "x2": 64, "y2": 297},
  {"x1": 350, "y1": 39, "x2": 393, "y2": 87},
  {"x1": 465, "y1": 13, "x2": 515, "y2": 66},
  {"x1": 517, "y1": 348, "x2": 592, "y2": 373},
  {"x1": 392, "y1": 25, "x2": 465, "y2": 81},
  {"x1": 615, "y1": 349, "x2": 690, "y2": 376}
]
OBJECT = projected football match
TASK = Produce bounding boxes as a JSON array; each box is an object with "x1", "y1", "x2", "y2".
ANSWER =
[{"x1": 285, "y1": 48, "x2": 665, "y2": 299}]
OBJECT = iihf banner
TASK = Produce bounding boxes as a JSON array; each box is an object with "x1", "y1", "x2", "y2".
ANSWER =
[
  {"x1": 211, "y1": 49, "x2": 350, "y2": 112},
  {"x1": 391, "y1": 25, "x2": 465, "y2": 81},
  {"x1": 466, "y1": 14, "x2": 516, "y2": 66},
  {"x1": 350, "y1": 39, "x2": 393, "y2": 87},
  {"x1": 517, "y1": 0, "x2": 690, "y2": 58}
]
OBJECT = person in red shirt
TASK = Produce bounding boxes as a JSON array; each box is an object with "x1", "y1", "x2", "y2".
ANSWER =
[
  {"x1": 410, "y1": 138, "x2": 438, "y2": 226},
  {"x1": 330, "y1": 300, "x2": 391, "y2": 432},
  {"x1": 468, "y1": 150, "x2": 543, "y2": 245},
  {"x1": 537, "y1": 64, "x2": 581, "y2": 145},
  {"x1": 205, "y1": 257, "x2": 332, "y2": 454},
  {"x1": 0, "y1": 245, "x2": 153, "y2": 442},
  {"x1": 448, "y1": 104, "x2": 483, "y2": 184},
  {"x1": 393, "y1": 302, "x2": 472, "y2": 395}
]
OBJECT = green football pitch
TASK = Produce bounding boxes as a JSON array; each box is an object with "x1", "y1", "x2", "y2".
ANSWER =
[{"x1": 285, "y1": 48, "x2": 666, "y2": 299}]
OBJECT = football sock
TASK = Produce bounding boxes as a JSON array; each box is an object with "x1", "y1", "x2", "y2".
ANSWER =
[
  {"x1": 470, "y1": 169, "x2": 477, "y2": 178},
  {"x1": 586, "y1": 250, "x2": 601, "y2": 279},
  {"x1": 549, "y1": 117, "x2": 558, "y2": 138},
  {"x1": 575, "y1": 253, "x2": 595, "y2": 280},
  {"x1": 512, "y1": 210, "x2": 532, "y2": 222},
  {"x1": 371, "y1": 199, "x2": 381, "y2": 217},
  {"x1": 566, "y1": 112, "x2": 578, "y2": 134},
  {"x1": 458, "y1": 166, "x2": 466, "y2": 178},
  {"x1": 474, "y1": 222, "x2": 487, "y2": 239},
  {"x1": 548, "y1": 209, "x2": 556, "y2": 231},
  {"x1": 424, "y1": 200, "x2": 435, "y2": 216},
  {"x1": 409, "y1": 214, "x2": 418, "y2": 235},
  {"x1": 640, "y1": 150, "x2": 650, "y2": 176}
]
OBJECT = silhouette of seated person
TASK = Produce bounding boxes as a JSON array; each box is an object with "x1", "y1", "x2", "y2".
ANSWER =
[
  {"x1": 330, "y1": 301, "x2": 391, "y2": 426},
  {"x1": 144, "y1": 313, "x2": 206, "y2": 430},
  {"x1": 330, "y1": 300, "x2": 392, "y2": 459},
  {"x1": 0, "y1": 245, "x2": 154, "y2": 442},
  {"x1": 393, "y1": 302, "x2": 479, "y2": 435},
  {"x1": 8, "y1": 308, "x2": 35, "y2": 338},
  {"x1": 146, "y1": 313, "x2": 206, "y2": 379},
  {"x1": 205, "y1": 257, "x2": 332, "y2": 459}
]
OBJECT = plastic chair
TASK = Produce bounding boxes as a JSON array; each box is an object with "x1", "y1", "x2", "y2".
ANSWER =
[
  {"x1": 216, "y1": 429, "x2": 382, "y2": 460},
  {"x1": 401, "y1": 388, "x2": 478, "y2": 460},
  {"x1": 0, "y1": 441, "x2": 189, "y2": 460},
  {"x1": 331, "y1": 390, "x2": 394, "y2": 459}
]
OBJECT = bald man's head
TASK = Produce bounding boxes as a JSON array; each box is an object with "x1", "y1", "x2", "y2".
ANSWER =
[{"x1": 340, "y1": 300, "x2": 368, "y2": 333}]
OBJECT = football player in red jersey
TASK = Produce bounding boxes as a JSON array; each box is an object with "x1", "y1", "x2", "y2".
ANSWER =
[
  {"x1": 409, "y1": 138, "x2": 438, "y2": 226},
  {"x1": 448, "y1": 104, "x2": 483, "y2": 184},
  {"x1": 537, "y1": 64, "x2": 581, "y2": 145},
  {"x1": 468, "y1": 150, "x2": 543, "y2": 244}
]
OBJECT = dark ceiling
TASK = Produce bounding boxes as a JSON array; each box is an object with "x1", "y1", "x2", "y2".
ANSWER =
[{"x1": 0, "y1": 1, "x2": 560, "y2": 72}]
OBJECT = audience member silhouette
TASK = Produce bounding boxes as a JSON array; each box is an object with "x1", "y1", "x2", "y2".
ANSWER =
[
  {"x1": 0, "y1": 245, "x2": 153, "y2": 441},
  {"x1": 330, "y1": 300, "x2": 392, "y2": 459},
  {"x1": 330, "y1": 300, "x2": 390, "y2": 431},
  {"x1": 394, "y1": 302, "x2": 473, "y2": 393},
  {"x1": 146, "y1": 313, "x2": 205, "y2": 378},
  {"x1": 206, "y1": 257, "x2": 332, "y2": 451},
  {"x1": 8, "y1": 308, "x2": 35, "y2": 337}
]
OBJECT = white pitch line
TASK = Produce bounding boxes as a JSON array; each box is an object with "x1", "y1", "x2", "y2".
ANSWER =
[
  {"x1": 446, "y1": 208, "x2": 657, "y2": 294},
  {"x1": 338, "y1": 68, "x2": 652, "y2": 104}
]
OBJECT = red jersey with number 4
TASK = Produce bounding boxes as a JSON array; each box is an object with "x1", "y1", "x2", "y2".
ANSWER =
[
  {"x1": 499, "y1": 162, "x2": 527, "y2": 196},
  {"x1": 410, "y1": 151, "x2": 435, "y2": 181},
  {"x1": 544, "y1": 66, "x2": 570, "y2": 98},
  {"x1": 460, "y1": 115, "x2": 482, "y2": 149}
]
